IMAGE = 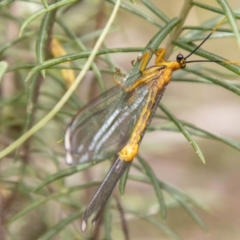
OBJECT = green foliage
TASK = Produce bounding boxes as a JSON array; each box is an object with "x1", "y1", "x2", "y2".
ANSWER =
[{"x1": 1, "y1": 0, "x2": 240, "y2": 239}]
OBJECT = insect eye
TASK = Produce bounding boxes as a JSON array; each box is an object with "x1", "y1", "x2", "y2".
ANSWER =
[{"x1": 176, "y1": 54, "x2": 184, "y2": 62}]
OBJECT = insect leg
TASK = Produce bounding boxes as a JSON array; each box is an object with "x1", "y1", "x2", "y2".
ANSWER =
[
  {"x1": 137, "y1": 51, "x2": 151, "y2": 72},
  {"x1": 154, "y1": 48, "x2": 167, "y2": 64},
  {"x1": 137, "y1": 48, "x2": 166, "y2": 72},
  {"x1": 113, "y1": 68, "x2": 126, "y2": 88}
]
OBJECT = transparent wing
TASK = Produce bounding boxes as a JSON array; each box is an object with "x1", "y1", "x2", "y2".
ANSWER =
[{"x1": 65, "y1": 67, "x2": 165, "y2": 164}]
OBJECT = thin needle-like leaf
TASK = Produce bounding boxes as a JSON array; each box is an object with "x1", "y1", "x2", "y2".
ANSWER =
[
  {"x1": 137, "y1": 155, "x2": 167, "y2": 219},
  {"x1": 41, "y1": 0, "x2": 49, "y2": 9},
  {"x1": 192, "y1": 2, "x2": 240, "y2": 19},
  {"x1": 0, "y1": 0, "x2": 14, "y2": 7},
  {"x1": 185, "y1": 68, "x2": 240, "y2": 96},
  {"x1": 0, "y1": 0, "x2": 121, "y2": 159},
  {"x1": 174, "y1": 196, "x2": 208, "y2": 231},
  {"x1": 126, "y1": 209, "x2": 182, "y2": 240},
  {"x1": 33, "y1": 161, "x2": 103, "y2": 193},
  {"x1": 8, "y1": 182, "x2": 100, "y2": 224},
  {"x1": 0, "y1": 61, "x2": 8, "y2": 83},
  {"x1": 25, "y1": 48, "x2": 143, "y2": 82},
  {"x1": 103, "y1": 200, "x2": 112, "y2": 240},
  {"x1": 141, "y1": 0, "x2": 170, "y2": 23},
  {"x1": 0, "y1": 31, "x2": 35, "y2": 56},
  {"x1": 107, "y1": 0, "x2": 163, "y2": 28},
  {"x1": 36, "y1": 9, "x2": 55, "y2": 77},
  {"x1": 148, "y1": 118, "x2": 240, "y2": 152},
  {"x1": 159, "y1": 104, "x2": 205, "y2": 164},
  {"x1": 38, "y1": 209, "x2": 84, "y2": 240},
  {"x1": 57, "y1": 18, "x2": 105, "y2": 92},
  {"x1": 217, "y1": 0, "x2": 240, "y2": 48},
  {"x1": 19, "y1": 0, "x2": 78, "y2": 36},
  {"x1": 119, "y1": 162, "x2": 131, "y2": 195}
]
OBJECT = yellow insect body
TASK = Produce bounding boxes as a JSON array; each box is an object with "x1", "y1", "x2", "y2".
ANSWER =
[{"x1": 117, "y1": 48, "x2": 185, "y2": 162}]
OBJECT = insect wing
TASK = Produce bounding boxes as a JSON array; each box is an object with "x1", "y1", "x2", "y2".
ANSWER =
[
  {"x1": 65, "y1": 85, "x2": 123, "y2": 164},
  {"x1": 65, "y1": 69, "x2": 164, "y2": 165}
]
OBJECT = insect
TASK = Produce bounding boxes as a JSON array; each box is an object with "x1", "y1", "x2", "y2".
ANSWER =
[{"x1": 64, "y1": 19, "x2": 236, "y2": 231}]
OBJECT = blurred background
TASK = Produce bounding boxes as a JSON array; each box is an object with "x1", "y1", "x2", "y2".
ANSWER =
[{"x1": 0, "y1": 0, "x2": 240, "y2": 239}]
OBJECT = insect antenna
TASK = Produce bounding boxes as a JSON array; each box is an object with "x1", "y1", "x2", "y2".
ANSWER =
[{"x1": 184, "y1": 18, "x2": 227, "y2": 63}]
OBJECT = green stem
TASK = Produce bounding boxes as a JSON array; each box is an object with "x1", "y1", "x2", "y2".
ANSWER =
[{"x1": 0, "y1": 0, "x2": 122, "y2": 160}]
